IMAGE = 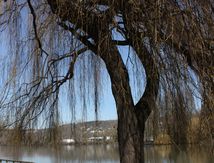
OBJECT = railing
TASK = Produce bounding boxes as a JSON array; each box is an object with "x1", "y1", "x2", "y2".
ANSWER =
[{"x1": 0, "y1": 159, "x2": 34, "y2": 163}]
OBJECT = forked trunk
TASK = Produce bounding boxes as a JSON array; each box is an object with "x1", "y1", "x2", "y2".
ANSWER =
[
  {"x1": 100, "y1": 44, "x2": 157, "y2": 162},
  {"x1": 117, "y1": 103, "x2": 147, "y2": 163}
]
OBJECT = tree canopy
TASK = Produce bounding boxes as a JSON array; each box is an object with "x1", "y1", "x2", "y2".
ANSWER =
[{"x1": 0, "y1": 0, "x2": 213, "y2": 162}]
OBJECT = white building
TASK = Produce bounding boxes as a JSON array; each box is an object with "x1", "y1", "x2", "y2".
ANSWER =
[{"x1": 62, "y1": 138, "x2": 75, "y2": 144}]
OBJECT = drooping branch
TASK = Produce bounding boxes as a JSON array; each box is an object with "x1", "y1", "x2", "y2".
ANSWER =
[
  {"x1": 46, "y1": 0, "x2": 135, "y2": 112},
  {"x1": 46, "y1": 0, "x2": 161, "y2": 123},
  {"x1": 27, "y1": 0, "x2": 49, "y2": 56}
]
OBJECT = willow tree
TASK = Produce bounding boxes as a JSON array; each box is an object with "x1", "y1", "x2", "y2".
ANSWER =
[{"x1": 0, "y1": 0, "x2": 213, "y2": 162}]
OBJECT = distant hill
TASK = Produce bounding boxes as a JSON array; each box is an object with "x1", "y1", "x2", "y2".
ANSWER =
[
  {"x1": 0, "y1": 120, "x2": 118, "y2": 145},
  {"x1": 60, "y1": 120, "x2": 117, "y2": 141}
]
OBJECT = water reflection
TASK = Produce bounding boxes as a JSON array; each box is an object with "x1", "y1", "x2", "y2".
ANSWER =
[
  {"x1": 0, "y1": 144, "x2": 119, "y2": 163},
  {"x1": 144, "y1": 145, "x2": 213, "y2": 163},
  {"x1": 0, "y1": 145, "x2": 213, "y2": 163}
]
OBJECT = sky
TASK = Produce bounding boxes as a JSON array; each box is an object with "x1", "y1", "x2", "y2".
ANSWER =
[
  {"x1": 53, "y1": 28, "x2": 146, "y2": 124},
  {"x1": 0, "y1": 29, "x2": 146, "y2": 124},
  {"x1": 0, "y1": 3, "x2": 202, "y2": 126},
  {"x1": 57, "y1": 45, "x2": 146, "y2": 124},
  {"x1": 0, "y1": 27, "x2": 202, "y2": 126}
]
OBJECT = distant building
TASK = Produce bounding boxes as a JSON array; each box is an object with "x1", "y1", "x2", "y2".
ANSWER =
[
  {"x1": 88, "y1": 136, "x2": 104, "y2": 142},
  {"x1": 62, "y1": 138, "x2": 75, "y2": 144}
]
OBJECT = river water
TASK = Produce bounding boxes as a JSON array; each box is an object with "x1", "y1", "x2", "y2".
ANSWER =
[{"x1": 0, "y1": 144, "x2": 213, "y2": 163}]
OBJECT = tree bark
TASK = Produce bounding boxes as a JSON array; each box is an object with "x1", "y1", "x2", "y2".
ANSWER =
[
  {"x1": 100, "y1": 44, "x2": 159, "y2": 163},
  {"x1": 97, "y1": 41, "x2": 147, "y2": 163}
]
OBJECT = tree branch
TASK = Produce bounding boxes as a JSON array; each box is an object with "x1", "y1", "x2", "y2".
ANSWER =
[
  {"x1": 112, "y1": 40, "x2": 129, "y2": 46},
  {"x1": 27, "y1": 0, "x2": 49, "y2": 56},
  {"x1": 57, "y1": 21, "x2": 96, "y2": 52},
  {"x1": 47, "y1": 0, "x2": 114, "y2": 45}
]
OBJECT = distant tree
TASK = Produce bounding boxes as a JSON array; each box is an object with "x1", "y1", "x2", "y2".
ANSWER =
[{"x1": 0, "y1": 0, "x2": 213, "y2": 162}]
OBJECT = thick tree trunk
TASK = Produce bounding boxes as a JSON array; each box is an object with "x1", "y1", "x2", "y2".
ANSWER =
[
  {"x1": 99, "y1": 44, "x2": 152, "y2": 163},
  {"x1": 99, "y1": 47, "x2": 147, "y2": 163},
  {"x1": 103, "y1": 46, "x2": 157, "y2": 163},
  {"x1": 117, "y1": 103, "x2": 146, "y2": 163},
  {"x1": 199, "y1": 82, "x2": 214, "y2": 151}
]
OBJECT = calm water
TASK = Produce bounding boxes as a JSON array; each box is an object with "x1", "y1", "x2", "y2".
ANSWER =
[{"x1": 0, "y1": 144, "x2": 213, "y2": 163}]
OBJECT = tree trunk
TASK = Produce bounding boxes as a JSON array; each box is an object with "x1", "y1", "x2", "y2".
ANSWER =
[
  {"x1": 117, "y1": 103, "x2": 148, "y2": 163},
  {"x1": 199, "y1": 82, "x2": 214, "y2": 151},
  {"x1": 99, "y1": 47, "x2": 147, "y2": 163},
  {"x1": 98, "y1": 44, "x2": 152, "y2": 163}
]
